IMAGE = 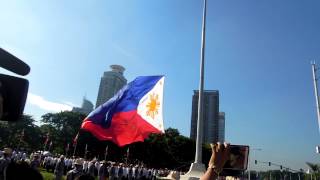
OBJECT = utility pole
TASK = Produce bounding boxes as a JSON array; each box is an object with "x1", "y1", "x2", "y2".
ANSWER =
[
  {"x1": 289, "y1": 172, "x2": 291, "y2": 180},
  {"x1": 248, "y1": 148, "x2": 262, "y2": 180}
]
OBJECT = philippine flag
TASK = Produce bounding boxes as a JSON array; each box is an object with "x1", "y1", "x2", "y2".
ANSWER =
[{"x1": 81, "y1": 76, "x2": 165, "y2": 146}]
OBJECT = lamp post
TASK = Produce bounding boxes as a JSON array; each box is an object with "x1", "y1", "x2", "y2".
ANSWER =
[{"x1": 248, "y1": 148, "x2": 262, "y2": 180}]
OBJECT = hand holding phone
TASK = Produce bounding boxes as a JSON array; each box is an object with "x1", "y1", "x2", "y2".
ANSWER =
[
  {"x1": 209, "y1": 143, "x2": 249, "y2": 175},
  {"x1": 208, "y1": 142, "x2": 230, "y2": 173},
  {"x1": 220, "y1": 145, "x2": 249, "y2": 176},
  {"x1": 202, "y1": 143, "x2": 249, "y2": 180},
  {"x1": 223, "y1": 145, "x2": 249, "y2": 170}
]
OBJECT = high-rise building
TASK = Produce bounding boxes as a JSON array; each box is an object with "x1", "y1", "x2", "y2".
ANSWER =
[
  {"x1": 96, "y1": 65, "x2": 127, "y2": 108},
  {"x1": 190, "y1": 90, "x2": 219, "y2": 144},
  {"x1": 72, "y1": 97, "x2": 94, "y2": 115},
  {"x1": 218, "y1": 112, "x2": 225, "y2": 142}
]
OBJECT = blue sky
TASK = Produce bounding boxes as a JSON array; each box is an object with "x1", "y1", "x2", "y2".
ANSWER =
[{"x1": 1, "y1": 0, "x2": 320, "y2": 171}]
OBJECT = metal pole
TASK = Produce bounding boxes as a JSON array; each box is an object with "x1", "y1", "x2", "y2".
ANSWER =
[
  {"x1": 73, "y1": 143, "x2": 77, "y2": 157},
  {"x1": 248, "y1": 148, "x2": 262, "y2": 180},
  {"x1": 104, "y1": 145, "x2": 108, "y2": 161},
  {"x1": 248, "y1": 152, "x2": 251, "y2": 180},
  {"x1": 84, "y1": 144, "x2": 88, "y2": 159},
  {"x1": 289, "y1": 172, "x2": 291, "y2": 180},
  {"x1": 269, "y1": 171, "x2": 271, "y2": 180},
  {"x1": 311, "y1": 62, "x2": 320, "y2": 134},
  {"x1": 195, "y1": 0, "x2": 207, "y2": 164}
]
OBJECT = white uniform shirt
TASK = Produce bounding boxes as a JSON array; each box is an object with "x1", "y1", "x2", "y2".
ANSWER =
[
  {"x1": 122, "y1": 167, "x2": 128, "y2": 177},
  {"x1": 114, "y1": 166, "x2": 119, "y2": 178},
  {"x1": 83, "y1": 161, "x2": 88, "y2": 172},
  {"x1": 132, "y1": 167, "x2": 136, "y2": 177},
  {"x1": 95, "y1": 161, "x2": 100, "y2": 170}
]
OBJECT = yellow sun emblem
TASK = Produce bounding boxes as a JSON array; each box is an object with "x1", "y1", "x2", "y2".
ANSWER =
[{"x1": 146, "y1": 93, "x2": 160, "y2": 119}]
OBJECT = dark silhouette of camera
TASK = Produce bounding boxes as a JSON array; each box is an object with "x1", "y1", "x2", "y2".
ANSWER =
[{"x1": 0, "y1": 48, "x2": 30, "y2": 121}]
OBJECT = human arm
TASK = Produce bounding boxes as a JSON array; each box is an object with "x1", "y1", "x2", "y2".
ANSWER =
[{"x1": 200, "y1": 142, "x2": 230, "y2": 180}]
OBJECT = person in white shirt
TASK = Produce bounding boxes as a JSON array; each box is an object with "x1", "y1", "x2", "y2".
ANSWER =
[
  {"x1": 87, "y1": 159, "x2": 96, "y2": 177},
  {"x1": 22, "y1": 153, "x2": 26, "y2": 161},
  {"x1": 142, "y1": 167, "x2": 148, "y2": 179},
  {"x1": 83, "y1": 160, "x2": 88, "y2": 173},
  {"x1": 65, "y1": 158, "x2": 73, "y2": 172},
  {"x1": 114, "y1": 164, "x2": 119, "y2": 179},
  {"x1": 122, "y1": 165, "x2": 128, "y2": 179},
  {"x1": 66, "y1": 158, "x2": 84, "y2": 180},
  {"x1": 50, "y1": 156, "x2": 56, "y2": 172},
  {"x1": 131, "y1": 165, "x2": 136, "y2": 179},
  {"x1": 109, "y1": 163, "x2": 116, "y2": 180},
  {"x1": 95, "y1": 160, "x2": 100, "y2": 175}
]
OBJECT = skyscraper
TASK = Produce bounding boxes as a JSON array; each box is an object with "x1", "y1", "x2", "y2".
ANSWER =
[
  {"x1": 190, "y1": 90, "x2": 219, "y2": 143},
  {"x1": 96, "y1": 65, "x2": 127, "y2": 108},
  {"x1": 72, "y1": 97, "x2": 94, "y2": 115},
  {"x1": 218, "y1": 112, "x2": 225, "y2": 142}
]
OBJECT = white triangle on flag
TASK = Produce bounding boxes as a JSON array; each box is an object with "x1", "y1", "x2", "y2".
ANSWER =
[{"x1": 137, "y1": 76, "x2": 165, "y2": 132}]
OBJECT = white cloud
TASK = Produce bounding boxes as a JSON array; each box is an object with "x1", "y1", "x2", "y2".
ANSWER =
[
  {"x1": 63, "y1": 101, "x2": 78, "y2": 107},
  {"x1": 27, "y1": 93, "x2": 72, "y2": 112}
]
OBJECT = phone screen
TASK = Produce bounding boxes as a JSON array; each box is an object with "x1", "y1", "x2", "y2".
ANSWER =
[{"x1": 223, "y1": 145, "x2": 249, "y2": 170}]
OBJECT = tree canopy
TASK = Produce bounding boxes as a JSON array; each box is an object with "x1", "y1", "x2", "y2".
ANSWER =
[{"x1": 0, "y1": 111, "x2": 212, "y2": 169}]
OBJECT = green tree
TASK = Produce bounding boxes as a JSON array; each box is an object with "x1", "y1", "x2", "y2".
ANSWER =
[
  {"x1": 306, "y1": 162, "x2": 319, "y2": 179},
  {"x1": 40, "y1": 111, "x2": 86, "y2": 154},
  {"x1": 0, "y1": 114, "x2": 42, "y2": 151}
]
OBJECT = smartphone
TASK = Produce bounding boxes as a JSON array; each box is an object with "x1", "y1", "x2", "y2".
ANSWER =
[
  {"x1": 223, "y1": 145, "x2": 249, "y2": 170},
  {"x1": 220, "y1": 145, "x2": 249, "y2": 176}
]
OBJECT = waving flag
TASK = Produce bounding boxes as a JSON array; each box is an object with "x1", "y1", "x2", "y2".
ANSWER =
[{"x1": 81, "y1": 76, "x2": 165, "y2": 146}]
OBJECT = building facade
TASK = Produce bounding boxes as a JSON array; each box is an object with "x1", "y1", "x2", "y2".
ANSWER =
[
  {"x1": 95, "y1": 65, "x2": 127, "y2": 108},
  {"x1": 218, "y1": 112, "x2": 225, "y2": 142},
  {"x1": 72, "y1": 97, "x2": 94, "y2": 115},
  {"x1": 190, "y1": 90, "x2": 220, "y2": 144}
]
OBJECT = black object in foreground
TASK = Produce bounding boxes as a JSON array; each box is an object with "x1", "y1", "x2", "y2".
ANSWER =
[
  {"x1": 0, "y1": 48, "x2": 29, "y2": 121},
  {"x1": 0, "y1": 48, "x2": 30, "y2": 76}
]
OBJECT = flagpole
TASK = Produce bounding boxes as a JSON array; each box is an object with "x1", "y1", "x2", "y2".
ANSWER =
[
  {"x1": 312, "y1": 62, "x2": 320, "y2": 134},
  {"x1": 195, "y1": 0, "x2": 207, "y2": 164},
  {"x1": 65, "y1": 143, "x2": 69, "y2": 157},
  {"x1": 73, "y1": 143, "x2": 77, "y2": 157},
  {"x1": 181, "y1": 0, "x2": 207, "y2": 178},
  {"x1": 104, "y1": 145, "x2": 108, "y2": 161},
  {"x1": 84, "y1": 144, "x2": 88, "y2": 159},
  {"x1": 44, "y1": 132, "x2": 50, "y2": 152},
  {"x1": 49, "y1": 141, "x2": 53, "y2": 152},
  {"x1": 17, "y1": 129, "x2": 24, "y2": 151},
  {"x1": 126, "y1": 147, "x2": 130, "y2": 165}
]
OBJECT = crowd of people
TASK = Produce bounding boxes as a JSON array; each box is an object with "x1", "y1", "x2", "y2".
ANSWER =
[
  {"x1": 43, "y1": 155, "x2": 175, "y2": 180},
  {"x1": 0, "y1": 147, "x2": 178, "y2": 180},
  {"x1": 0, "y1": 142, "x2": 232, "y2": 180}
]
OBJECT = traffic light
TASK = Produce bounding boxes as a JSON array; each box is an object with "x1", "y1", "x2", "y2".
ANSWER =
[
  {"x1": 255, "y1": 160, "x2": 257, "y2": 164},
  {"x1": 280, "y1": 165, "x2": 282, "y2": 169},
  {"x1": 269, "y1": 162, "x2": 271, "y2": 166},
  {"x1": 316, "y1": 146, "x2": 320, "y2": 154}
]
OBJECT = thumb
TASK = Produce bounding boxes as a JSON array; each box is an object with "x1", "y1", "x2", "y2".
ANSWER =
[{"x1": 210, "y1": 143, "x2": 215, "y2": 152}]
